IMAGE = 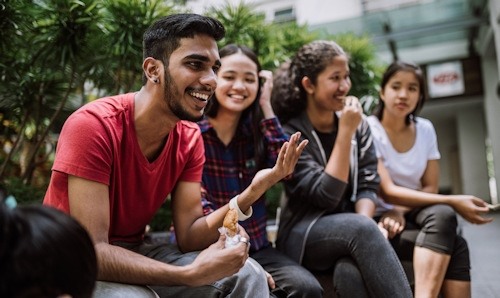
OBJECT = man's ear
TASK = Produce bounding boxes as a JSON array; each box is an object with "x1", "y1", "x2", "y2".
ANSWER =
[
  {"x1": 301, "y1": 76, "x2": 315, "y2": 95},
  {"x1": 143, "y1": 57, "x2": 161, "y2": 83}
]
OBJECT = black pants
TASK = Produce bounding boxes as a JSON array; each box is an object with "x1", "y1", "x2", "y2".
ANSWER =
[{"x1": 389, "y1": 204, "x2": 470, "y2": 281}]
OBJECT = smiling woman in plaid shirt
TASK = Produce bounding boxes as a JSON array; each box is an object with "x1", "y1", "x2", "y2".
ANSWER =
[{"x1": 198, "y1": 44, "x2": 322, "y2": 298}]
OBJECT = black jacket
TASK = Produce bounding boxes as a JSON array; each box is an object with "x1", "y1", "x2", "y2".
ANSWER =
[{"x1": 276, "y1": 111, "x2": 380, "y2": 264}]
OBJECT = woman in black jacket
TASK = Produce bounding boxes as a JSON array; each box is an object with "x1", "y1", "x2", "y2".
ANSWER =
[{"x1": 271, "y1": 40, "x2": 412, "y2": 298}]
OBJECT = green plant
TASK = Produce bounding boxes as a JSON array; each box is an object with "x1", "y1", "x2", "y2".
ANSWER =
[
  {"x1": 208, "y1": 1, "x2": 316, "y2": 71},
  {"x1": 148, "y1": 200, "x2": 172, "y2": 232},
  {"x1": 3, "y1": 177, "x2": 46, "y2": 205},
  {"x1": 1, "y1": 1, "x2": 384, "y2": 230},
  {"x1": 329, "y1": 33, "x2": 386, "y2": 99},
  {"x1": 265, "y1": 182, "x2": 283, "y2": 221},
  {"x1": 0, "y1": 0, "x2": 181, "y2": 201},
  {"x1": 95, "y1": 0, "x2": 180, "y2": 94},
  {"x1": 0, "y1": 0, "x2": 103, "y2": 184}
]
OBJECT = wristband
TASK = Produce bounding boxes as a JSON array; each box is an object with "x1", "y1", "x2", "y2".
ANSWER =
[{"x1": 229, "y1": 195, "x2": 253, "y2": 221}]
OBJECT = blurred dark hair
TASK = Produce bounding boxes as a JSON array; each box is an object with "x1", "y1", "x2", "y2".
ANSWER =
[
  {"x1": 272, "y1": 40, "x2": 347, "y2": 124},
  {"x1": 372, "y1": 61, "x2": 427, "y2": 125},
  {"x1": 0, "y1": 204, "x2": 97, "y2": 298},
  {"x1": 142, "y1": 13, "x2": 225, "y2": 85}
]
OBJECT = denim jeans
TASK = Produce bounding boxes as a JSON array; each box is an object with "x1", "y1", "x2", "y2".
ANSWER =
[
  {"x1": 251, "y1": 245, "x2": 323, "y2": 297},
  {"x1": 93, "y1": 241, "x2": 270, "y2": 298},
  {"x1": 302, "y1": 213, "x2": 412, "y2": 298},
  {"x1": 93, "y1": 281, "x2": 159, "y2": 298}
]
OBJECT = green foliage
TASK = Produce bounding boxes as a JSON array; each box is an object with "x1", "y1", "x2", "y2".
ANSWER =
[
  {"x1": 1, "y1": 1, "x2": 383, "y2": 229},
  {"x1": 208, "y1": 1, "x2": 316, "y2": 71},
  {"x1": 330, "y1": 33, "x2": 386, "y2": 99},
  {"x1": 0, "y1": 0, "x2": 179, "y2": 188},
  {"x1": 261, "y1": 22, "x2": 317, "y2": 70},
  {"x1": 3, "y1": 177, "x2": 46, "y2": 205},
  {"x1": 208, "y1": 1, "x2": 269, "y2": 50},
  {"x1": 94, "y1": 0, "x2": 180, "y2": 94},
  {"x1": 0, "y1": 0, "x2": 104, "y2": 184},
  {"x1": 32, "y1": 0, "x2": 102, "y2": 68},
  {"x1": 148, "y1": 200, "x2": 172, "y2": 232},
  {"x1": 265, "y1": 182, "x2": 283, "y2": 221}
]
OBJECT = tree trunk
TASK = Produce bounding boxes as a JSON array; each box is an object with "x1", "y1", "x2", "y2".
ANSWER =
[
  {"x1": 0, "y1": 110, "x2": 30, "y2": 179},
  {"x1": 22, "y1": 67, "x2": 75, "y2": 183}
]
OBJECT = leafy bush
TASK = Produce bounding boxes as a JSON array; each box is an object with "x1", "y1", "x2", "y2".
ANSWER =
[{"x1": 3, "y1": 177, "x2": 46, "y2": 205}]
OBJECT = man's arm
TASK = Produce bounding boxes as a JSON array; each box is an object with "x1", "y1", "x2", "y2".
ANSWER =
[
  {"x1": 171, "y1": 180, "x2": 233, "y2": 252},
  {"x1": 68, "y1": 176, "x2": 248, "y2": 286}
]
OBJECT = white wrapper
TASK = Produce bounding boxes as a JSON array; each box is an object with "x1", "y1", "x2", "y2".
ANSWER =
[{"x1": 218, "y1": 227, "x2": 241, "y2": 248}]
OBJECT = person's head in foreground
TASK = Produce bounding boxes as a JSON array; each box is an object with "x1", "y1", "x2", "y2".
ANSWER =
[{"x1": 0, "y1": 203, "x2": 97, "y2": 298}]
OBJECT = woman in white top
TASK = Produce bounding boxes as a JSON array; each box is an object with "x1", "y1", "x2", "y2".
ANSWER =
[{"x1": 367, "y1": 61, "x2": 492, "y2": 298}]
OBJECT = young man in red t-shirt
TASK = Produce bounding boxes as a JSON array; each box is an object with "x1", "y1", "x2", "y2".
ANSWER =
[{"x1": 44, "y1": 13, "x2": 306, "y2": 297}]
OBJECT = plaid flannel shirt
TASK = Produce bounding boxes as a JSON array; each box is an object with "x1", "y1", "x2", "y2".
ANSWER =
[{"x1": 198, "y1": 116, "x2": 287, "y2": 251}]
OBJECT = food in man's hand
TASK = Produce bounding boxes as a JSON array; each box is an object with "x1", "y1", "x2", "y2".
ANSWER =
[{"x1": 223, "y1": 208, "x2": 238, "y2": 237}]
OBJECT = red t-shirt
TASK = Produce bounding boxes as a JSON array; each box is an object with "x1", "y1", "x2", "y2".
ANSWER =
[{"x1": 44, "y1": 93, "x2": 205, "y2": 243}]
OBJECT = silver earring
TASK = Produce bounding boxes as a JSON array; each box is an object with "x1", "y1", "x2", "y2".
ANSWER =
[{"x1": 153, "y1": 78, "x2": 159, "y2": 84}]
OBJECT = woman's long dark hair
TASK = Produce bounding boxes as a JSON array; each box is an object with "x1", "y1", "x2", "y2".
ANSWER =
[
  {"x1": 372, "y1": 61, "x2": 427, "y2": 125},
  {"x1": 205, "y1": 44, "x2": 267, "y2": 170}
]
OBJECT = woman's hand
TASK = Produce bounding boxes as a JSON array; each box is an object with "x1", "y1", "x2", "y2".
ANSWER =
[
  {"x1": 339, "y1": 96, "x2": 362, "y2": 137},
  {"x1": 378, "y1": 208, "x2": 406, "y2": 239},
  {"x1": 253, "y1": 132, "x2": 308, "y2": 184},
  {"x1": 448, "y1": 195, "x2": 493, "y2": 224},
  {"x1": 258, "y1": 70, "x2": 274, "y2": 118},
  {"x1": 236, "y1": 132, "x2": 308, "y2": 214}
]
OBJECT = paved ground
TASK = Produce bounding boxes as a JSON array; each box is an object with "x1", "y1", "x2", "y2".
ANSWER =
[{"x1": 462, "y1": 211, "x2": 500, "y2": 298}]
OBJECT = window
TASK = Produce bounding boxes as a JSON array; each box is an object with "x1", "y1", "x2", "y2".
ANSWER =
[{"x1": 274, "y1": 7, "x2": 295, "y2": 23}]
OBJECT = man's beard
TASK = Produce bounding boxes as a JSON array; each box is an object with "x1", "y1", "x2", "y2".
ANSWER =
[{"x1": 164, "y1": 69, "x2": 204, "y2": 122}]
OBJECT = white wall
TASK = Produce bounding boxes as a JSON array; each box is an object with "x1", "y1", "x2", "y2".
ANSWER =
[
  {"x1": 491, "y1": 0, "x2": 500, "y2": 76},
  {"x1": 430, "y1": 117, "x2": 458, "y2": 193},
  {"x1": 251, "y1": 0, "x2": 300, "y2": 23},
  {"x1": 481, "y1": 55, "x2": 500, "y2": 203},
  {"x1": 186, "y1": 0, "x2": 362, "y2": 25},
  {"x1": 294, "y1": 0, "x2": 362, "y2": 26},
  {"x1": 456, "y1": 107, "x2": 490, "y2": 199},
  {"x1": 185, "y1": 0, "x2": 223, "y2": 14}
]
